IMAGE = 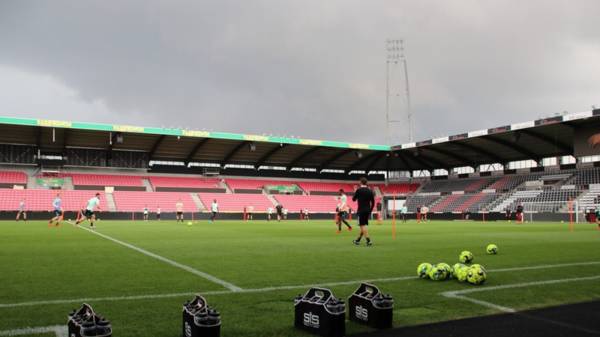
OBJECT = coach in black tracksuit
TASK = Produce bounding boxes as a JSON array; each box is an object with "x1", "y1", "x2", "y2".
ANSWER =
[{"x1": 352, "y1": 177, "x2": 375, "y2": 246}]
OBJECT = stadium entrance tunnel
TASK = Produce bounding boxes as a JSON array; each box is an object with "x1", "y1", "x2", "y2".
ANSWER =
[{"x1": 351, "y1": 300, "x2": 600, "y2": 337}]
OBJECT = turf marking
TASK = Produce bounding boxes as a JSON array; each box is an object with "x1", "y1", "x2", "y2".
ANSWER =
[
  {"x1": 1, "y1": 261, "x2": 598, "y2": 309},
  {"x1": 0, "y1": 325, "x2": 67, "y2": 337},
  {"x1": 442, "y1": 275, "x2": 600, "y2": 334},
  {"x1": 442, "y1": 274, "x2": 600, "y2": 313},
  {"x1": 75, "y1": 224, "x2": 243, "y2": 292}
]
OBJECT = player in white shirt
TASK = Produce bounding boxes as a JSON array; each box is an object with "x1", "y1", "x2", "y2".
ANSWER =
[
  {"x1": 210, "y1": 199, "x2": 218, "y2": 222},
  {"x1": 336, "y1": 189, "x2": 352, "y2": 233},
  {"x1": 143, "y1": 205, "x2": 149, "y2": 221},
  {"x1": 267, "y1": 207, "x2": 273, "y2": 221},
  {"x1": 16, "y1": 199, "x2": 27, "y2": 222},
  {"x1": 156, "y1": 206, "x2": 161, "y2": 221},
  {"x1": 175, "y1": 199, "x2": 184, "y2": 222},
  {"x1": 76, "y1": 193, "x2": 101, "y2": 228}
]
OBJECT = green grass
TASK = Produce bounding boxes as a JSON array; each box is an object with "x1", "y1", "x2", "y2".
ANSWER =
[{"x1": 0, "y1": 219, "x2": 599, "y2": 336}]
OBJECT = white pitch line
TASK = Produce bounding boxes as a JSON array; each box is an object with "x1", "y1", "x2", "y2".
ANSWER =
[
  {"x1": 75, "y1": 224, "x2": 243, "y2": 292},
  {"x1": 489, "y1": 261, "x2": 600, "y2": 272},
  {"x1": 442, "y1": 274, "x2": 600, "y2": 313},
  {"x1": 0, "y1": 325, "x2": 67, "y2": 337},
  {"x1": 2, "y1": 261, "x2": 598, "y2": 309}
]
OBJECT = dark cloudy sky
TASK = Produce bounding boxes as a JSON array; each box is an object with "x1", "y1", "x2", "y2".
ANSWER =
[{"x1": 0, "y1": 0, "x2": 598, "y2": 145}]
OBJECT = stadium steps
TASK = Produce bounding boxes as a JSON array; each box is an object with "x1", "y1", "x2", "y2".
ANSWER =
[
  {"x1": 26, "y1": 174, "x2": 38, "y2": 189},
  {"x1": 190, "y1": 193, "x2": 206, "y2": 211},
  {"x1": 105, "y1": 192, "x2": 117, "y2": 212},
  {"x1": 373, "y1": 186, "x2": 383, "y2": 198},
  {"x1": 456, "y1": 193, "x2": 485, "y2": 212},
  {"x1": 219, "y1": 180, "x2": 233, "y2": 194},
  {"x1": 431, "y1": 194, "x2": 461, "y2": 212},
  {"x1": 62, "y1": 177, "x2": 75, "y2": 190},
  {"x1": 492, "y1": 190, "x2": 543, "y2": 212},
  {"x1": 142, "y1": 178, "x2": 154, "y2": 192},
  {"x1": 573, "y1": 184, "x2": 600, "y2": 211},
  {"x1": 265, "y1": 193, "x2": 279, "y2": 206}
]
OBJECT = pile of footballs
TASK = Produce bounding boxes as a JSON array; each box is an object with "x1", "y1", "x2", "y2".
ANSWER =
[{"x1": 417, "y1": 244, "x2": 498, "y2": 285}]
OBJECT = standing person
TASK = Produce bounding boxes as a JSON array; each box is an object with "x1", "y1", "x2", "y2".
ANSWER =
[
  {"x1": 336, "y1": 189, "x2": 352, "y2": 233},
  {"x1": 175, "y1": 199, "x2": 184, "y2": 223},
  {"x1": 283, "y1": 208, "x2": 288, "y2": 220},
  {"x1": 505, "y1": 206, "x2": 512, "y2": 222},
  {"x1": 267, "y1": 206, "x2": 273, "y2": 221},
  {"x1": 210, "y1": 199, "x2": 218, "y2": 222},
  {"x1": 595, "y1": 207, "x2": 600, "y2": 229},
  {"x1": 16, "y1": 199, "x2": 27, "y2": 222},
  {"x1": 352, "y1": 177, "x2": 375, "y2": 246},
  {"x1": 416, "y1": 205, "x2": 422, "y2": 223},
  {"x1": 246, "y1": 205, "x2": 254, "y2": 220},
  {"x1": 48, "y1": 193, "x2": 63, "y2": 227},
  {"x1": 76, "y1": 193, "x2": 101, "y2": 228},
  {"x1": 400, "y1": 204, "x2": 408, "y2": 223},
  {"x1": 156, "y1": 205, "x2": 161, "y2": 221},
  {"x1": 143, "y1": 205, "x2": 149, "y2": 221},
  {"x1": 421, "y1": 205, "x2": 429, "y2": 222},
  {"x1": 516, "y1": 203, "x2": 524, "y2": 224},
  {"x1": 303, "y1": 208, "x2": 310, "y2": 221},
  {"x1": 275, "y1": 203, "x2": 283, "y2": 222}
]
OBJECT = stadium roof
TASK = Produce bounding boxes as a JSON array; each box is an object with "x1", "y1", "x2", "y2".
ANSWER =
[{"x1": 0, "y1": 110, "x2": 598, "y2": 172}]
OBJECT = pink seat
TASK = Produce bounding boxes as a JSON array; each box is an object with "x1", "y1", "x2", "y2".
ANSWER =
[
  {"x1": 197, "y1": 193, "x2": 273, "y2": 212},
  {"x1": 112, "y1": 191, "x2": 197, "y2": 212},
  {"x1": 0, "y1": 189, "x2": 104, "y2": 211},
  {"x1": 68, "y1": 174, "x2": 143, "y2": 187}
]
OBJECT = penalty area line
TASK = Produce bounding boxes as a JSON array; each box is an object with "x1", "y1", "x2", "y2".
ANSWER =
[
  {"x1": 442, "y1": 274, "x2": 600, "y2": 313},
  {"x1": 72, "y1": 222, "x2": 242, "y2": 292},
  {"x1": 0, "y1": 325, "x2": 67, "y2": 337}
]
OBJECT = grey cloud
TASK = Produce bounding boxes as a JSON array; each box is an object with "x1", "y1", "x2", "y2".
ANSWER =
[{"x1": 0, "y1": 0, "x2": 598, "y2": 144}]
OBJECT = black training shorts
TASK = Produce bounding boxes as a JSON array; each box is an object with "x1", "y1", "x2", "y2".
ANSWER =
[{"x1": 358, "y1": 212, "x2": 370, "y2": 226}]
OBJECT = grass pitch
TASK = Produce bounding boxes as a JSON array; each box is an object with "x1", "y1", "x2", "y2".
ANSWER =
[{"x1": 0, "y1": 219, "x2": 599, "y2": 336}]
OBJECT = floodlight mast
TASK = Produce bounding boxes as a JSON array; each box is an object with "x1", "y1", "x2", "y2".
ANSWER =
[{"x1": 385, "y1": 39, "x2": 413, "y2": 144}]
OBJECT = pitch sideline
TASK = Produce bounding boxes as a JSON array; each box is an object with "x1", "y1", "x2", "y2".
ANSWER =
[
  {"x1": 441, "y1": 274, "x2": 600, "y2": 312},
  {"x1": 0, "y1": 325, "x2": 67, "y2": 337},
  {"x1": 1, "y1": 261, "x2": 598, "y2": 309},
  {"x1": 75, "y1": 224, "x2": 243, "y2": 292}
]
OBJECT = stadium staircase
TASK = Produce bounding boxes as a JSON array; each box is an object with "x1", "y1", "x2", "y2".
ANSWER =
[
  {"x1": 431, "y1": 194, "x2": 461, "y2": 213},
  {"x1": 491, "y1": 190, "x2": 543, "y2": 212},
  {"x1": 191, "y1": 193, "x2": 206, "y2": 211},
  {"x1": 574, "y1": 184, "x2": 600, "y2": 210},
  {"x1": 456, "y1": 193, "x2": 486, "y2": 212},
  {"x1": 219, "y1": 180, "x2": 233, "y2": 194},
  {"x1": 142, "y1": 178, "x2": 154, "y2": 192},
  {"x1": 265, "y1": 193, "x2": 279, "y2": 206},
  {"x1": 26, "y1": 174, "x2": 39, "y2": 189},
  {"x1": 105, "y1": 193, "x2": 117, "y2": 212}
]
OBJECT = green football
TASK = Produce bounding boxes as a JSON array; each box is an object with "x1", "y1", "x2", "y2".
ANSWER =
[
  {"x1": 452, "y1": 263, "x2": 467, "y2": 278},
  {"x1": 486, "y1": 244, "x2": 498, "y2": 255},
  {"x1": 437, "y1": 263, "x2": 452, "y2": 279},
  {"x1": 429, "y1": 265, "x2": 448, "y2": 281},
  {"x1": 417, "y1": 263, "x2": 433, "y2": 279},
  {"x1": 459, "y1": 250, "x2": 474, "y2": 264},
  {"x1": 467, "y1": 265, "x2": 487, "y2": 285}
]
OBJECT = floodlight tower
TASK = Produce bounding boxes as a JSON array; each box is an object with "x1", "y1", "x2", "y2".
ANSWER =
[{"x1": 385, "y1": 39, "x2": 413, "y2": 144}]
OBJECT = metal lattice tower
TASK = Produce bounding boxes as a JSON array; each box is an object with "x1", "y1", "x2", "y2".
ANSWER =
[{"x1": 385, "y1": 39, "x2": 413, "y2": 144}]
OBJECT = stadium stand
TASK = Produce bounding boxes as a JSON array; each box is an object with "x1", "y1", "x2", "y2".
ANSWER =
[
  {"x1": 149, "y1": 176, "x2": 224, "y2": 192},
  {"x1": 112, "y1": 191, "x2": 197, "y2": 212},
  {"x1": 430, "y1": 194, "x2": 464, "y2": 213},
  {"x1": 197, "y1": 193, "x2": 273, "y2": 212},
  {"x1": 0, "y1": 189, "x2": 104, "y2": 211},
  {"x1": 0, "y1": 170, "x2": 27, "y2": 187},
  {"x1": 374, "y1": 183, "x2": 420, "y2": 195},
  {"x1": 295, "y1": 181, "x2": 357, "y2": 195},
  {"x1": 224, "y1": 178, "x2": 301, "y2": 193},
  {"x1": 272, "y1": 194, "x2": 358, "y2": 213},
  {"x1": 69, "y1": 173, "x2": 143, "y2": 187},
  {"x1": 420, "y1": 178, "x2": 489, "y2": 193},
  {"x1": 404, "y1": 195, "x2": 442, "y2": 212}
]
